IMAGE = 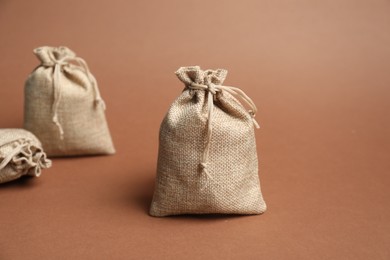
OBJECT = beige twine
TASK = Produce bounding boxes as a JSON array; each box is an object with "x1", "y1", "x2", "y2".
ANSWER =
[
  {"x1": 0, "y1": 129, "x2": 52, "y2": 183},
  {"x1": 0, "y1": 139, "x2": 33, "y2": 171},
  {"x1": 188, "y1": 82, "x2": 260, "y2": 185},
  {"x1": 43, "y1": 53, "x2": 106, "y2": 139}
]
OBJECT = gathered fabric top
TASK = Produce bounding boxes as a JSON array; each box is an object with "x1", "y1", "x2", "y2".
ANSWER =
[
  {"x1": 34, "y1": 46, "x2": 76, "y2": 66},
  {"x1": 176, "y1": 66, "x2": 227, "y2": 86}
]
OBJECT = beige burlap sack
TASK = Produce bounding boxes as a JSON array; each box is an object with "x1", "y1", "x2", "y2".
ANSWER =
[
  {"x1": 24, "y1": 46, "x2": 115, "y2": 156},
  {"x1": 0, "y1": 129, "x2": 51, "y2": 184},
  {"x1": 150, "y1": 66, "x2": 267, "y2": 216}
]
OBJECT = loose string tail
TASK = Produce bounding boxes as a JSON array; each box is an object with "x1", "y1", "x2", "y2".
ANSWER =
[
  {"x1": 48, "y1": 56, "x2": 106, "y2": 140},
  {"x1": 188, "y1": 82, "x2": 260, "y2": 188},
  {"x1": 52, "y1": 61, "x2": 65, "y2": 139},
  {"x1": 70, "y1": 57, "x2": 106, "y2": 110}
]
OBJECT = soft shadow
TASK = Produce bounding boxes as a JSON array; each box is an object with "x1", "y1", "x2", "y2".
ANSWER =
[
  {"x1": 0, "y1": 175, "x2": 38, "y2": 189},
  {"x1": 170, "y1": 214, "x2": 250, "y2": 221},
  {"x1": 131, "y1": 176, "x2": 155, "y2": 214},
  {"x1": 118, "y1": 172, "x2": 155, "y2": 214},
  {"x1": 49, "y1": 153, "x2": 116, "y2": 160}
]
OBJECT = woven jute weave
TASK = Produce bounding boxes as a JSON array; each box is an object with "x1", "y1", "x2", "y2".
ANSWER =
[
  {"x1": 150, "y1": 66, "x2": 266, "y2": 216},
  {"x1": 24, "y1": 46, "x2": 115, "y2": 156},
  {"x1": 0, "y1": 129, "x2": 51, "y2": 184}
]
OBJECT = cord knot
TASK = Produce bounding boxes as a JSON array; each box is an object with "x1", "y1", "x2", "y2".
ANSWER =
[
  {"x1": 200, "y1": 162, "x2": 208, "y2": 170},
  {"x1": 207, "y1": 83, "x2": 217, "y2": 95}
]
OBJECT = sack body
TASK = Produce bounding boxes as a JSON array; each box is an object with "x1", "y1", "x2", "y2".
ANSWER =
[
  {"x1": 24, "y1": 46, "x2": 115, "y2": 156},
  {"x1": 150, "y1": 66, "x2": 266, "y2": 216}
]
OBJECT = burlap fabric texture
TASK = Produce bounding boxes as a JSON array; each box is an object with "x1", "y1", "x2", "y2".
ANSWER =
[
  {"x1": 150, "y1": 66, "x2": 267, "y2": 216},
  {"x1": 0, "y1": 129, "x2": 51, "y2": 184},
  {"x1": 24, "y1": 46, "x2": 115, "y2": 156}
]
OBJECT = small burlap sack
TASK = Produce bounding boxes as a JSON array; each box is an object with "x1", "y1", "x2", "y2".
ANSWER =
[
  {"x1": 0, "y1": 129, "x2": 51, "y2": 184},
  {"x1": 150, "y1": 66, "x2": 266, "y2": 216},
  {"x1": 24, "y1": 46, "x2": 115, "y2": 156}
]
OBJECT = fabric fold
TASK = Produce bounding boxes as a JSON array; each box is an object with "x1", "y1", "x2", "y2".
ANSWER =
[{"x1": 0, "y1": 129, "x2": 51, "y2": 184}]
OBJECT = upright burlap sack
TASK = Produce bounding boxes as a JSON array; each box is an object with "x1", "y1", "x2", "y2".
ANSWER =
[
  {"x1": 24, "y1": 46, "x2": 115, "y2": 156},
  {"x1": 150, "y1": 66, "x2": 266, "y2": 216},
  {"x1": 0, "y1": 129, "x2": 51, "y2": 184}
]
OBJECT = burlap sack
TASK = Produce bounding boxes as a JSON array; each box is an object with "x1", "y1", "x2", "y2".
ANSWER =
[
  {"x1": 0, "y1": 129, "x2": 51, "y2": 184},
  {"x1": 150, "y1": 66, "x2": 267, "y2": 216},
  {"x1": 24, "y1": 46, "x2": 115, "y2": 156}
]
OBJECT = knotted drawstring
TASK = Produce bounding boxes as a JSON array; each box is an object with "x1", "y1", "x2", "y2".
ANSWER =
[
  {"x1": 188, "y1": 82, "x2": 260, "y2": 186},
  {"x1": 0, "y1": 138, "x2": 51, "y2": 178},
  {"x1": 0, "y1": 139, "x2": 33, "y2": 171},
  {"x1": 44, "y1": 55, "x2": 106, "y2": 140}
]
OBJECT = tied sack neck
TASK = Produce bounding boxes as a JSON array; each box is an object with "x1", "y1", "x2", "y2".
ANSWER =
[
  {"x1": 34, "y1": 46, "x2": 106, "y2": 140},
  {"x1": 0, "y1": 138, "x2": 52, "y2": 177},
  {"x1": 175, "y1": 66, "x2": 260, "y2": 185}
]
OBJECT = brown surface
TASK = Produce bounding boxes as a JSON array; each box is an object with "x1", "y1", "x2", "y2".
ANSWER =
[{"x1": 0, "y1": 0, "x2": 389, "y2": 259}]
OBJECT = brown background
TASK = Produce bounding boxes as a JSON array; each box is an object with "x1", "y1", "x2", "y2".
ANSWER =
[{"x1": 0, "y1": 0, "x2": 389, "y2": 259}]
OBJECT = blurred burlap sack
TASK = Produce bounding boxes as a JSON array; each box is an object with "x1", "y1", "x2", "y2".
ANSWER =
[
  {"x1": 24, "y1": 46, "x2": 115, "y2": 156},
  {"x1": 0, "y1": 129, "x2": 51, "y2": 184},
  {"x1": 150, "y1": 66, "x2": 266, "y2": 216}
]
